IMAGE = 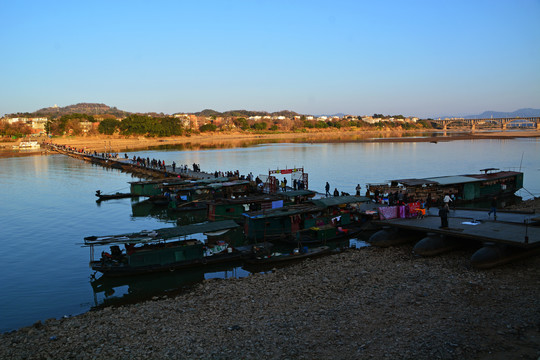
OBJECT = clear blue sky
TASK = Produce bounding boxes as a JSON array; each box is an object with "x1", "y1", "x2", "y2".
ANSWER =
[{"x1": 1, "y1": 0, "x2": 539, "y2": 118}]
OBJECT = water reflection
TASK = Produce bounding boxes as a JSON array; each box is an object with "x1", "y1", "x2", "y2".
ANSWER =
[
  {"x1": 90, "y1": 262, "x2": 249, "y2": 309},
  {"x1": 130, "y1": 199, "x2": 173, "y2": 221},
  {"x1": 128, "y1": 199, "x2": 208, "y2": 224},
  {"x1": 142, "y1": 131, "x2": 477, "y2": 152}
]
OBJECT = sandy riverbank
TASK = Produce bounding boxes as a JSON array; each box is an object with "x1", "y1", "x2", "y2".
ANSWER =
[
  {"x1": 45, "y1": 129, "x2": 540, "y2": 153},
  {"x1": 2, "y1": 129, "x2": 539, "y2": 156},
  {"x1": 1, "y1": 244, "x2": 538, "y2": 359}
]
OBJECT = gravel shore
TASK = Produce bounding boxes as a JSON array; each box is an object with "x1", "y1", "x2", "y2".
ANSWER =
[{"x1": 1, "y1": 244, "x2": 539, "y2": 360}]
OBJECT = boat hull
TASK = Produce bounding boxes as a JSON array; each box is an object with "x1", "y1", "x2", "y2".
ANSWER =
[
  {"x1": 244, "y1": 246, "x2": 331, "y2": 265},
  {"x1": 91, "y1": 250, "x2": 252, "y2": 277}
]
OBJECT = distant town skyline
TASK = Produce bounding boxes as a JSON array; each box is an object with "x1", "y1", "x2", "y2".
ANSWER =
[{"x1": 1, "y1": 1, "x2": 539, "y2": 119}]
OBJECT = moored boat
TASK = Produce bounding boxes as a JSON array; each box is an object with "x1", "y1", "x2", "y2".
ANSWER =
[
  {"x1": 12, "y1": 140, "x2": 40, "y2": 149},
  {"x1": 367, "y1": 168, "x2": 523, "y2": 205},
  {"x1": 84, "y1": 220, "x2": 253, "y2": 276},
  {"x1": 242, "y1": 195, "x2": 371, "y2": 244},
  {"x1": 95, "y1": 190, "x2": 138, "y2": 201},
  {"x1": 244, "y1": 246, "x2": 331, "y2": 265}
]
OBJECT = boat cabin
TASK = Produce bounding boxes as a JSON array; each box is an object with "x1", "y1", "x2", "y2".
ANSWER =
[
  {"x1": 84, "y1": 220, "x2": 246, "y2": 276},
  {"x1": 367, "y1": 170, "x2": 523, "y2": 204},
  {"x1": 164, "y1": 179, "x2": 255, "y2": 205},
  {"x1": 208, "y1": 194, "x2": 283, "y2": 222},
  {"x1": 130, "y1": 178, "x2": 186, "y2": 197},
  {"x1": 242, "y1": 195, "x2": 370, "y2": 243},
  {"x1": 208, "y1": 190, "x2": 317, "y2": 223}
]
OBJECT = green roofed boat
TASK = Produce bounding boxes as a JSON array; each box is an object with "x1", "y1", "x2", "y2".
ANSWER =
[
  {"x1": 84, "y1": 220, "x2": 258, "y2": 276},
  {"x1": 366, "y1": 169, "x2": 523, "y2": 205},
  {"x1": 242, "y1": 195, "x2": 372, "y2": 244}
]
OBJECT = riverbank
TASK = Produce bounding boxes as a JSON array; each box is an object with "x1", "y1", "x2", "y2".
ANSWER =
[
  {"x1": 1, "y1": 245, "x2": 538, "y2": 359},
  {"x1": 2, "y1": 129, "x2": 539, "y2": 155}
]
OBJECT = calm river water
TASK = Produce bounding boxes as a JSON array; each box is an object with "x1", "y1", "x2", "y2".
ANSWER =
[{"x1": 1, "y1": 137, "x2": 539, "y2": 332}]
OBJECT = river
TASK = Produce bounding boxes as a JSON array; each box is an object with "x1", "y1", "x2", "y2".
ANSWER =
[{"x1": 0, "y1": 137, "x2": 539, "y2": 332}]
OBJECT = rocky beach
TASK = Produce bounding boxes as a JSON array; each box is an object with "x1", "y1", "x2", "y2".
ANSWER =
[{"x1": 1, "y1": 243, "x2": 538, "y2": 360}]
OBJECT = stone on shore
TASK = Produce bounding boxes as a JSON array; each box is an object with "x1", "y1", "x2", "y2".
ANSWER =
[{"x1": 0, "y1": 245, "x2": 538, "y2": 359}]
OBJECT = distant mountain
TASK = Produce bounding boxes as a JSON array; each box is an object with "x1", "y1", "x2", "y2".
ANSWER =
[
  {"x1": 314, "y1": 113, "x2": 346, "y2": 118},
  {"x1": 193, "y1": 109, "x2": 300, "y2": 118},
  {"x1": 463, "y1": 108, "x2": 540, "y2": 119}
]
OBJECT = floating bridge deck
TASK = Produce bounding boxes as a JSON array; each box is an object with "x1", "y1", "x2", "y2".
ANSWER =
[
  {"x1": 375, "y1": 208, "x2": 539, "y2": 248},
  {"x1": 48, "y1": 144, "x2": 214, "y2": 180}
]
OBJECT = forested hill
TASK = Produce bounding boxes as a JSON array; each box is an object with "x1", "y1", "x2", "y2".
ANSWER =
[{"x1": 8, "y1": 103, "x2": 129, "y2": 118}]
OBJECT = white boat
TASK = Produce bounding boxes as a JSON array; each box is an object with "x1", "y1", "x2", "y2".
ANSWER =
[{"x1": 13, "y1": 141, "x2": 40, "y2": 150}]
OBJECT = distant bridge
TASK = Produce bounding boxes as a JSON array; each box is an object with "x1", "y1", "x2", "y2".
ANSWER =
[{"x1": 429, "y1": 117, "x2": 540, "y2": 131}]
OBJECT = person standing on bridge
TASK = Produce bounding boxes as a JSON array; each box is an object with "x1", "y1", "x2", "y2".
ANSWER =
[
  {"x1": 325, "y1": 182, "x2": 330, "y2": 197},
  {"x1": 439, "y1": 204, "x2": 449, "y2": 228},
  {"x1": 488, "y1": 196, "x2": 497, "y2": 220}
]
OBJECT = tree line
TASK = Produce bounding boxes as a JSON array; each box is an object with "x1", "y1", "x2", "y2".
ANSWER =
[
  {"x1": 44, "y1": 114, "x2": 185, "y2": 136},
  {"x1": 2, "y1": 114, "x2": 435, "y2": 138}
]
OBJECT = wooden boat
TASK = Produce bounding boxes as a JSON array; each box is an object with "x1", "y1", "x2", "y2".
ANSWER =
[
  {"x1": 367, "y1": 169, "x2": 523, "y2": 204},
  {"x1": 148, "y1": 195, "x2": 171, "y2": 206},
  {"x1": 245, "y1": 246, "x2": 331, "y2": 265},
  {"x1": 12, "y1": 140, "x2": 40, "y2": 149},
  {"x1": 168, "y1": 200, "x2": 208, "y2": 214},
  {"x1": 242, "y1": 195, "x2": 371, "y2": 244},
  {"x1": 95, "y1": 190, "x2": 137, "y2": 201},
  {"x1": 295, "y1": 222, "x2": 366, "y2": 245},
  {"x1": 84, "y1": 220, "x2": 254, "y2": 276}
]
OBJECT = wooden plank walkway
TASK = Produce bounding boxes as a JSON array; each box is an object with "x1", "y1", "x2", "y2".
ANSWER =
[{"x1": 376, "y1": 208, "x2": 539, "y2": 248}]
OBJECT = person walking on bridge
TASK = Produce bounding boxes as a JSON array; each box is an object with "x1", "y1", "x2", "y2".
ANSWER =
[
  {"x1": 488, "y1": 196, "x2": 497, "y2": 220},
  {"x1": 325, "y1": 182, "x2": 330, "y2": 197}
]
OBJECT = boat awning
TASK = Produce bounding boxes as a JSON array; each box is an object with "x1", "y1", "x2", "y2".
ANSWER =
[
  {"x1": 466, "y1": 171, "x2": 522, "y2": 181},
  {"x1": 311, "y1": 196, "x2": 371, "y2": 208},
  {"x1": 391, "y1": 178, "x2": 439, "y2": 186},
  {"x1": 242, "y1": 204, "x2": 319, "y2": 219},
  {"x1": 129, "y1": 177, "x2": 184, "y2": 186},
  {"x1": 383, "y1": 171, "x2": 523, "y2": 188},
  {"x1": 206, "y1": 180, "x2": 251, "y2": 189},
  {"x1": 167, "y1": 180, "x2": 250, "y2": 191},
  {"x1": 277, "y1": 190, "x2": 317, "y2": 198},
  {"x1": 84, "y1": 220, "x2": 239, "y2": 245},
  {"x1": 424, "y1": 176, "x2": 479, "y2": 185},
  {"x1": 217, "y1": 195, "x2": 278, "y2": 204}
]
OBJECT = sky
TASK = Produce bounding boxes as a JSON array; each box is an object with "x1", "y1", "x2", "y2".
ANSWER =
[{"x1": 1, "y1": 0, "x2": 539, "y2": 118}]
